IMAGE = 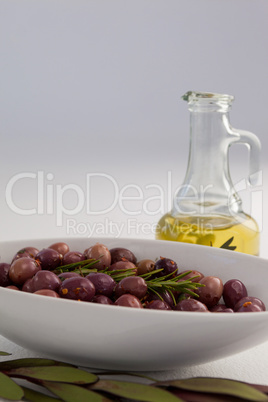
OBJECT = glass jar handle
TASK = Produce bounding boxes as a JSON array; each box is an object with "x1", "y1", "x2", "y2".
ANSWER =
[{"x1": 224, "y1": 117, "x2": 261, "y2": 186}]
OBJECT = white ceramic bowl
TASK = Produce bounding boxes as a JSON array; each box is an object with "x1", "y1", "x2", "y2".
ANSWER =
[{"x1": 0, "y1": 237, "x2": 268, "y2": 371}]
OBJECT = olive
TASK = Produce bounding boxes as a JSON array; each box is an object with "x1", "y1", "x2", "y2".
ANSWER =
[
  {"x1": 49, "y1": 242, "x2": 70, "y2": 256},
  {"x1": 92, "y1": 295, "x2": 113, "y2": 305},
  {"x1": 84, "y1": 244, "x2": 111, "y2": 270},
  {"x1": 9, "y1": 257, "x2": 41, "y2": 285},
  {"x1": 178, "y1": 270, "x2": 204, "y2": 283},
  {"x1": 145, "y1": 300, "x2": 172, "y2": 310},
  {"x1": 58, "y1": 272, "x2": 81, "y2": 281},
  {"x1": 109, "y1": 261, "x2": 137, "y2": 273},
  {"x1": 32, "y1": 270, "x2": 62, "y2": 292},
  {"x1": 22, "y1": 278, "x2": 35, "y2": 292},
  {"x1": 6, "y1": 285, "x2": 19, "y2": 290},
  {"x1": 223, "y1": 279, "x2": 248, "y2": 309},
  {"x1": 109, "y1": 247, "x2": 137, "y2": 264},
  {"x1": 236, "y1": 302, "x2": 263, "y2": 312},
  {"x1": 148, "y1": 290, "x2": 174, "y2": 307},
  {"x1": 0, "y1": 263, "x2": 12, "y2": 287},
  {"x1": 175, "y1": 299, "x2": 209, "y2": 312},
  {"x1": 210, "y1": 304, "x2": 234, "y2": 313},
  {"x1": 114, "y1": 294, "x2": 143, "y2": 308},
  {"x1": 114, "y1": 276, "x2": 147, "y2": 299},
  {"x1": 86, "y1": 273, "x2": 116, "y2": 297},
  {"x1": 234, "y1": 296, "x2": 266, "y2": 312},
  {"x1": 12, "y1": 247, "x2": 39, "y2": 262},
  {"x1": 195, "y1": 276, "x2": 223, "y2": 308},
  {"x1": 59, "y1": 277, "x2": 95, "y2": 301},
  {"x1": 62, "y1": 251, "x2": 84, "y2": 265},
  {"x1": 36, "y1": 248, "x2": 62, "y2": 271},
  {"x1": 34, "y1": 290, "x2": 60, "y2": 298},
  {"x1": 136, "y1": 259, "x2": 155, "y2": 275},
  {"x1": 155, "y1": 257, "x2": 178, "y2": 277}
]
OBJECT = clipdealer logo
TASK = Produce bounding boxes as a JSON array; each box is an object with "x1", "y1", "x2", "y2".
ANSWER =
[
  {"x1": 5, "y1": 170, "x2": 263, "y2": 231},
  {"x1": 5, "y1": 171, "x2": 174, "y2": 226}
]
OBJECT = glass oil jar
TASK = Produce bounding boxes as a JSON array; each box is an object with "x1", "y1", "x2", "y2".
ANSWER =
[{"x1": 156, "y1": 91, "x2": 261, "y2": 255}]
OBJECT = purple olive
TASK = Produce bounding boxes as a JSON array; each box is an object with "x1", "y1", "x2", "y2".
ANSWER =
[
  {"x1": 155, "y1": 257, "x2": 178, "y2": 277},
  {"x1": 114, "y1": 276, "x2": 147, "y2": 299},
  {"x1": 62, "y1": 251, "x2": 85, "y2": 265},
  {"x1": 0, "y1": 263, "x2": 12, "y2": 287},
  {"x1": 145, "y1": 300, "x2": 172, "y2": 310},
  {"x1": 9, "y1": 257, "x2": 41, "y2": 285},
  {"x1": 34, "y1": 290, "x2": 60, "y2": 298},
  {"x1": 210, "y1": 304, "x2": 234, "y2": 313},
  {"x1": 178, "y1": 270, "x2": 204, "y2": 283},
  {"x1": 195, "y1": 276, "x2": 223, "y2": 308},
  {"x1": 175, "y1": 299, "x2": 209, "y2": 312},
  {"x1": 49, "y1": 242, "x2": 69, "y2": 256},
  {"x1": 148, "y1": 290, "x2": 174, "y2": 308},
  {"x1": 109, "y1": 261, "x2": 137, "y2": 273},
  {"x1": 114, "y1": 294, "x2": 143, "y2": 308},
  {"x1": 22, "y1": 278, "x2": 35, "y2": 292},
  {"x1": 12, "y1": 247, "x2": 39, "y2": 262},
  {"x1": 58, "y1": 272, "x2": 81, "y2": 281},
  {"x1": 109, "y1": 247, "x2": 137, "y2": 264},
  {"x1": 234, "y1": 297, "x2": 266, "y2": 312},
  {"x1": 223, "y1": 279, "x2": 248, "y2": 309},
  {"x1": 86, "y1": 273, "x2": 116, "y2": 297},
  {"x1": 32, "y1": 270, "x2": 62, "y2": 292},
  {"x1": 236, "y1": 302, "x2": 263, "y2": 312},
  {"x1": 84, "y1": 244, "x2": 111, "y2": 270},
  {"x1": 59, "y1": 277, "x2": 95, "y2": 301},
  {"x1": 36, "y1": 248, "x2": 62, "y2": 271},
  {"x1": 92, "y1": 295, "x2": 113, "y2": 305}
]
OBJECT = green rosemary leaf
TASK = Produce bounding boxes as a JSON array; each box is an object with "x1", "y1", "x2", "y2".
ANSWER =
[
  {"x1": 166, "y1": 288, "x2": 177, "y2": 305},
  {"x1": 54, "y1": 259, "x2": 99, "y2": 274},
  {"x1": 147, "y1": 286, "x2": 164, "y2": 301}
]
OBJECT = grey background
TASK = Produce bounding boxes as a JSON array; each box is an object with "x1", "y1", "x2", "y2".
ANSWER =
[{"x1": 0, "y1": 0, "x2": 267, "y2": 253}]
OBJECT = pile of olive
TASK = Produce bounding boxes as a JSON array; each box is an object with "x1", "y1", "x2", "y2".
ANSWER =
[{"x1": 0, "y1": 242, "x2": 266, "y2": 313}]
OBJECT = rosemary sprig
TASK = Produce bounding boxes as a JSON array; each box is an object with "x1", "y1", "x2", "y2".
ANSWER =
[
  {"x1": 54, "y1": 257, "x2": 203, "y2": 296},
  {"x1": 54, "y1": 259, "x2": 100, "y2": 274}
]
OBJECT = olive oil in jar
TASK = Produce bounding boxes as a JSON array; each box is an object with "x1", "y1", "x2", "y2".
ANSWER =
[{"x1": 156, "y1": 214, "x2": 260, "y2": 255}]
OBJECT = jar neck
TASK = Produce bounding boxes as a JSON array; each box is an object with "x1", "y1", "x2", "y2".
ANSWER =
[{"x1": 187, "y1": 109, "x2": 230, "y2": 177}]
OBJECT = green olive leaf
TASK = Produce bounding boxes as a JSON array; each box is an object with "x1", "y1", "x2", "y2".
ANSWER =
[
  {"x1": 0, "y1": 351, "x2": 11, "y2": 356},
  {"x1": 0, "y1": 358, "x2": 74, "y2": 370},
  {"x1": 0, "y1": 372, "x2": 24, "y2": 401},
  {"x1": 157, "y1": 378, "x2": 268, "y2": 402},
  {"x1": 6, "y1": 366, "x2": 98, "y2": 384},
  {"x1": 97, "y1": 371, "x2": 157, "y2": 382},
  {"x1": 90, "y1": 379, "x2": 183, "y2": 402},
  {"x1": 171, "y1": 388, "x2": 249, "y2": 401},
  {"x1": 22, "y1": 386, "x2": 61, "y2": 402},
  {"x1": 43, "y1": 381, "x2": 111, "y2": 402}
]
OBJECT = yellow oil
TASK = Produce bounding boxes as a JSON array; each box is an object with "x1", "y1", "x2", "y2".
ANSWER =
[{"x1": 155, "y1": 213, "x2": 259, "y2": 256}]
